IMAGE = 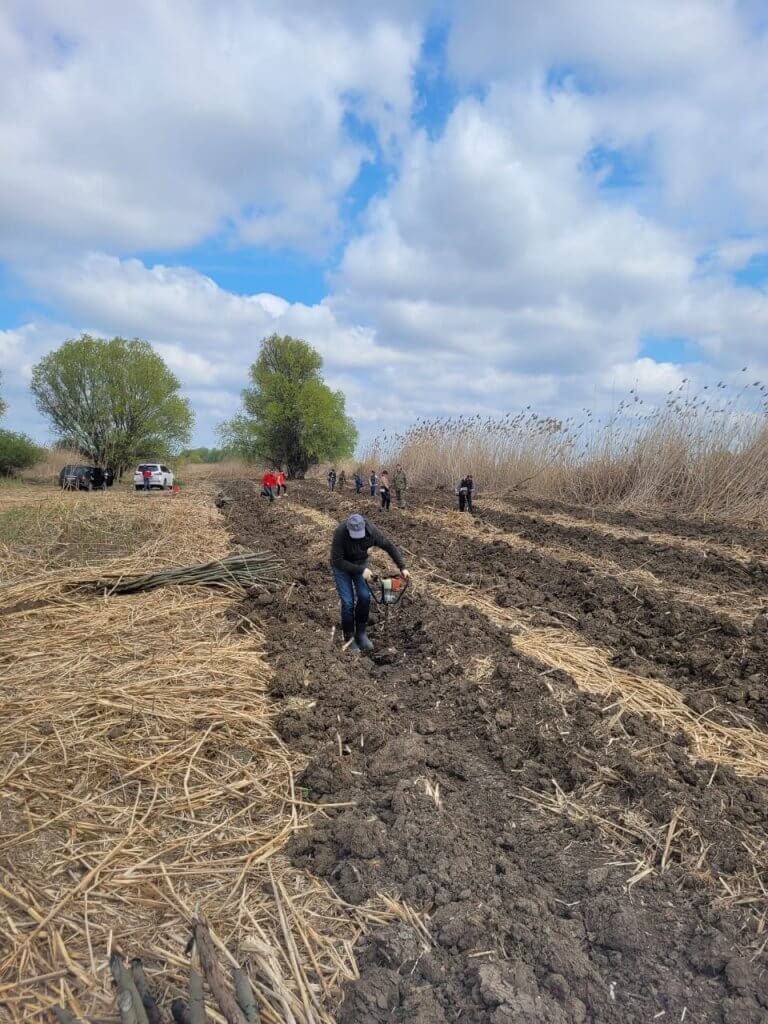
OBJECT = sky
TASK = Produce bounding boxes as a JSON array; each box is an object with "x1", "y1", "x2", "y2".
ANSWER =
[{"x1": 1, "y1": 0, "x2": 768, "y2": 447}]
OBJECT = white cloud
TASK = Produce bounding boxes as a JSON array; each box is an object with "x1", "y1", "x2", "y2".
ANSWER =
[
  {"x1": 446, "y1": 0, "x2": 768, "y2": 234},
  {"x1": 334, "y1": 87, "x2": 695, "y2": 376},
  {"x1": 602, "y1": 358, "x2": 689, "y2": 395},
  {"x1": 2, "y1": 2, "x2": 768, "y2": 449},
  {"x1": 0, "y1": 1, "x2": 422, "y2": 255}
]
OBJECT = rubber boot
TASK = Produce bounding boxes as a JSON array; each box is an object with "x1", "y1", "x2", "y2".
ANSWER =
[
  {"x1": 343, "y1": 632, "x2": 360, "y2": 653},
  {"x1": 355, "y1": 630, "x2": 374, "y2": 653}
]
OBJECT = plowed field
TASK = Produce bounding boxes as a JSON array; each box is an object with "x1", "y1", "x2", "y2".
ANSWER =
[{"x1": 222, "y1": 480, "x2": 768, "y2": 1024}]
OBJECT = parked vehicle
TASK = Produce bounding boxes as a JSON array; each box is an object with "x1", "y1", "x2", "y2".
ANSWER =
[
  {"x1": 134, "y1": 463, "x2": 174, "y2": 490},
  {"x1": 59, "y1": 465, "x2": 114, "y2": 490}
]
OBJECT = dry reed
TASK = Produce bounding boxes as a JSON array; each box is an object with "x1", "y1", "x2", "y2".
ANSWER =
[
  {"x1": 362, "y1": 380, "x2": 768, "y2": 523},
  {"x1": 0, "y1": 486, "x2": 390, "y2": 1023}
]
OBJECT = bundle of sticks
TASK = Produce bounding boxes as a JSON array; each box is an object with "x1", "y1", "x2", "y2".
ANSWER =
[{"x1": 101, "y1": 552, "x2": 283, "y2": 595}]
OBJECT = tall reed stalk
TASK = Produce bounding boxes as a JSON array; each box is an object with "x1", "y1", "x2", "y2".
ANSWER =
[{"x1": 360, "y1": 381, "x2": 768, "y2": 522}]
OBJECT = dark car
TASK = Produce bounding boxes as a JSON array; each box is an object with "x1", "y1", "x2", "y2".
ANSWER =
[{"x1": 59, "y1": 465, "x2": 114, "y2": 490}]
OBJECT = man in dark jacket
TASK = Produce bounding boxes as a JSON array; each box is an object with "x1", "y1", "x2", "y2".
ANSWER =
[
  {"x1": 330, "y1": 513, "x2": 410, "y2": 652},
  {"x1": 457, "y1": 474, "x2": 474, "y2": 512}
]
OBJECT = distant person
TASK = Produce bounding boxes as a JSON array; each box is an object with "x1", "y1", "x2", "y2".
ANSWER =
[
  {"x1": 338, "y1": 469, "x2": 347, "y2": 491},
  {"x1": 330, "y1": 512, "x2": 410, "y2": 652},
  {"x1": 354, "y1": 471, "x2": 363, "y2": 494},
  {"x1": 276, "y1": 470, "x2": 287, "y2": 496},
  {"x1": 369, "y1": 470, "x2": 378, "y2": 497},
  {"x1": 457, "y1": 474, "x2": 474, "y2": 512},
  {"x1": 393, "y1": 463, "x2": 408, "y2": 508},
  {"x1": 379, "y1": 469, "x2": 391, "y2": 510},
  {"x1": 261, "y1": 470, "x2": 277, "y2": 502},
  {"x1": 142, "y1": 465, "x2": 152, "y2": 492},
  {"x1": 328, "y1": 468, "x2": 337, "y2": 492}
]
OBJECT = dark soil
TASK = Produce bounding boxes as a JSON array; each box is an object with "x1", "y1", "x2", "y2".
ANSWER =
[
  {"x1": 490, "y1": 493, "x2": 768, "y2": 557},
  {"x1": 290, "y1": 485, "x2": 768, "y2": 731},
  {"x1": 477, "y1": 502, "x2": 768, "y2": 597},
  {"x1": 222, "y1": 480, "x2": 768, "y2": 1024}
]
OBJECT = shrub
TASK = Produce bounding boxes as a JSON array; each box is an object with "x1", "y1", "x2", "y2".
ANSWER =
[{"x1": 0, "y1": 430, "x2": 45, "y2": 476}]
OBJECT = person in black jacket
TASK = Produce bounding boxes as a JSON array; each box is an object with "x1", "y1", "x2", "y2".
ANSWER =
[
  {"x1": 330, "y1": 513, "x2": 410, "y2": 652},
  {"x1": 457, "y1": 474, "x2": 474, "y2": 512}
]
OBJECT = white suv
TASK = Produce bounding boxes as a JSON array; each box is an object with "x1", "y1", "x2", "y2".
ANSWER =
[{"x1": 134, "y1": 463, "x2": 174, "y2": 490}]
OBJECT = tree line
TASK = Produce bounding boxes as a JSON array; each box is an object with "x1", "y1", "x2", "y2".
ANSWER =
[{"x1": 0, "y1": 333, "x2": 356, "y2": 477}]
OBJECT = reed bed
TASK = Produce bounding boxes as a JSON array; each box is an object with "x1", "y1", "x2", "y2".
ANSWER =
[
  {"x1": 18, "y1": 448, "x2": 83, "y2": 486},
  {"x1": 1, "y1": 491, "x2": 225, "y2": 600},
  {"x1": 362, "y1": 380, "x2": 768, "y2": 523},
  {"x1": 0, "y1": 488, "x2": 368, "y2": 1023}
]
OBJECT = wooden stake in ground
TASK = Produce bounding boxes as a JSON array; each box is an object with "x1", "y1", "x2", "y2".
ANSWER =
[{"x1": 192, "y1": 918, "x2": 247, "y2": 1024}]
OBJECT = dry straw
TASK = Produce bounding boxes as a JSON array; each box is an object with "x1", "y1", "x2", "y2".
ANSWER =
[{"x1": 0, "y1": 489, "x2": 397, "y2": 1023}]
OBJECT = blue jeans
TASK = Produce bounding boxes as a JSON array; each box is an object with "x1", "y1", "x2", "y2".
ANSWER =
[
  {"x1": 143, "y1": 477, "x2": 151, "y2": 491},
  {"x1": 332, "y1": 564, "x2": 371, "y2": 636}
]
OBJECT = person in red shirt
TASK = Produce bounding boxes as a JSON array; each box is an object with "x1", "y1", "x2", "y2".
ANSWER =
[
  {"x1": 261, "y1": 470, "x2": 277, "y2": 502},
  {"x1": 275, "y1": 470, "x2": 287, "y2": 496}
]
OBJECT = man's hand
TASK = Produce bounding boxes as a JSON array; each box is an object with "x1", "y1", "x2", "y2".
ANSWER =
[
  {"x1": 362, "y1": 568, "x2": 374, "y2": 583},
  {"x1": 401, "y1": 569, "x2": 411, "y2": 580}
]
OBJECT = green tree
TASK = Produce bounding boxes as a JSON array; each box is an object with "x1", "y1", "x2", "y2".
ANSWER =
[
  {"x1": 0, "y1": 372, "x2": 7, "y2": 419},
  {"x1": 30, "y1": 335, "x2": 193, "y2": 473},
  {"x1": 220, "y1": 334, "x2": 357, "y2": 477}
]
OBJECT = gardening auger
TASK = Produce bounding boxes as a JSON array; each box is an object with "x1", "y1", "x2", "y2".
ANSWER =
[{"x1": 369, "y1": 573, "x2": 410, "y2": 638}]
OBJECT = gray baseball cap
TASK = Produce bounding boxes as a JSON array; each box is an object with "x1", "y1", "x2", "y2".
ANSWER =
[{"x1": 346, "y1": 513, "x2": 366, "y2": 539}]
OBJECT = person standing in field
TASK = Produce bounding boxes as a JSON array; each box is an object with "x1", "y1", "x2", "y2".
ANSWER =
[
  {"x1": 276, "y1": 470, "x2": 287, "y2": 496},
  {"x1": 354, "y1": 471, "x2": 363, "y2": 494},
  {"x1": 393, "y1": 463, "x2": 408, "y2": 508},
  {"x1": 261, "y1": 470, "x2": 277, "y2": 502},
  {"x1": 379, "y1": 469, "x2": 391, "y2": 510},
  {"x1": 330, "y1": 512, "x2": 410, "y2": 652},
  {"x1": 328, "y1": 468, "x2": 337, "y2": 491},
  {"x1": 338, "y1": 469, "x2": 347, "y2": 491},
  {"x1": 457, "y1": 474, "x2": 474, "y2": 512},
  {"x1": 369, "y1": 469, "x2": 378, "y2": 496},
  {"x1": 142, "y1": 465, "x2": 152, "y2": 492}
]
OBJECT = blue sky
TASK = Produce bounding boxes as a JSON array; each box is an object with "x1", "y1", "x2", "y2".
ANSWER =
[{"x1": 1, "y1": 0, "x2": 767, "y2": 447}]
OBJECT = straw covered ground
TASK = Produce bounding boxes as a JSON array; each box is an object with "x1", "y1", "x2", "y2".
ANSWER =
[
  {"x1": 219, "y1": 479, "x2": 768, "y2": 1023},
  {"x1": 0, "y1": 486, "x2": 404, "y2": 1024}
]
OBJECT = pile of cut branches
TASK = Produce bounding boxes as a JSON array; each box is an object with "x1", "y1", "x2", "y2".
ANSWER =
[{"x1": 103, "y1": 552, "x2": 283, "y2": 595}]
